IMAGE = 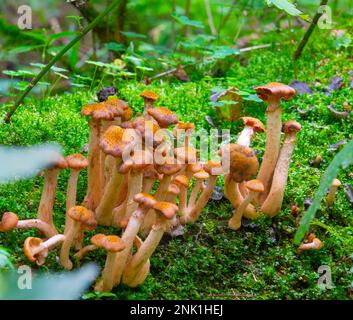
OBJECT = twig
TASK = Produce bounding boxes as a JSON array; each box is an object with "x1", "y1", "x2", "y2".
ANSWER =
[
  {"x1": 4, "y1": 0, "x2": 123, "y2": 123},
  {"x1": 149, "y1": 43, "x2": 273, "y2": 81},
  {"x1": 204, "y1": 0, "x2": 217, "y2": 36},
  {"x1": 293, "y1": 0, "x2": 329, "y2": 79}
]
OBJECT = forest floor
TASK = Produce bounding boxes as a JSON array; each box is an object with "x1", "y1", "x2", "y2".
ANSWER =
[{"x1": 0, "y1": 23, "x2": 353, "y2": 299}]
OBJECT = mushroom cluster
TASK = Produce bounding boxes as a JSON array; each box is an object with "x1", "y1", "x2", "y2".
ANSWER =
[{"x1": 0, "y1": 82, "x2": 304, "y2": 291}]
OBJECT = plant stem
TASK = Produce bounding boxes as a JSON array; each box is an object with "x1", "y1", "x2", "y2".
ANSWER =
[{"x1": 4, "y1": 0, "x2": 122, "y2": 123}]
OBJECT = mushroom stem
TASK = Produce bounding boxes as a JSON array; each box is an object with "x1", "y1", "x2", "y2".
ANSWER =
[
  {"x1": 187, "y1": 180, "x2": 203, "y2": 209},
  {"x1": 183, "y1": 176, "x2": 217, "y2": 224},
  {"x1": 101, "y1": 252, "x2": 117, "y2": 292},
  {"x1": 113, "y1": 207, "x2": 149, "y2": 287},
  {"x1": 122, "y1": 224, "x2": 165, "y2": 286},
  {"x1": 142, "y1": 178, "x2": 155, "y2": 194},
  {"x1": 96, "y1": 159, "x2": 124, "y2": 226},
  {"x1": 224, "y1": 176, "x2": 258, "y2": 219},
  {"x1": 179, "y1": 184, "x2": 188, "y2": 215},
  {"x1": 34, "y1": 234, "x2": 66, "y2": 255},
  {"x1": 123, "y1": 172, "x2": 144, "y2": 220},
  {"x1": 228, "y1": 192, "x2": 256, "y2": 230},
  {"x1": 237, "y1": 126, "x2": 254, "y2": 147},
  {"x1": 261, "y1": 130, "x2": 297, "y2": 217},
  {"x1": 37, "y1": 169, "x2": 60, "y2": 234},
  {"x1": 327, "y1": 179, "x2": 341, "y2": 207},
  {"x1": 65, "y1": 170, "x2": 80, "y2": 234},
  {"x1": 256, "y1": 100, "x2": 282, "y2": 202},
  {"x1": 74, "y1": 244, "x2": 97, "y2": 260},
  {"x1": 59, "y1": 222, "x2": 80, "y2": 270},
  {"x1": 16, "y1": 219, "x2": 57, "y2": 238},
  {"x1": 84, "y1": 120, "x2": 103, "y2": 210}
]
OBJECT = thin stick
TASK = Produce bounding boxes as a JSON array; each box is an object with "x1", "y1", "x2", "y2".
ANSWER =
[
  {"x1": 204, "y1": 0, "x2": 217, "y2": 36},
  {"x1": 293, "y1": 0, "x2": 328, "y2": 79},
  {"x1": 4, "y1": 0, "x2": 123, "y2": 123}
]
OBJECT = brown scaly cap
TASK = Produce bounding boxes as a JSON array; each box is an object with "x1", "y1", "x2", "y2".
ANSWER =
[
  {"x1": 47, "y1": 154, "x2": 67, "y2": 170},
  {"x1": 172, "y1": 175, "x2": 189, "y2": 188},
  {"x1": 241, "y1": 117, "x2": 266, "y2": 133},
  {"x1": 219, "y1": 144, "x2": 259, "y2": 182},
  {"x1": 105, "y1": 96, "x2": 133, "y2": 121},
  {"x1": 140, "y1": 91, "x2": 159, "y2": 101},
  {"x1": 100, "y1": 125, "x2": 133, "y2": 158},
  {"x1": 155, "y1": 158, "x2": 182, "y2": 176},
  {"x1": 176, "y1": 121, "x2": 195, "y2": 131},
  {"x1": 245, "y1": 179, "x2": 264, "y2": 193},
  {"x1": 121, "y1": 117, "x2": 161, "y2": 140},
  {"x1": 91, "y1": 233, "x2": 107, "y2": 247},
  {"x1": 101, "y1": 235, "x2": 126, "y2": 253},
  {"x1": 203, "y1": 160, "x2": 222, "y2": 176},
  {"x1": 134, "y1": 193, "x2": 157, "y2": 209},
  {"x1": 143, "y1": 165, "x2": 162, "y2": 180},
  {"x1": 81, "y1": 103, "x2": 115, "y2": 121},
  {"x1": 283, "y1": 120, "x2": 302, "y2": 134},
  {"x1": 174, "y1": 147, "x2": 197, "y2": 164},
  {"x1": 66, "y1": 153, "x2": 89, "y2": 170},
  {"x1": 153, "y1": 202, "x2": 179, "y2": 220},
  {"x1": 186, "y1": 163, "x2": 203, "y2": 174},
  {"x1": 147, "y1": 107, "x2": 178, "y2": 128},
  {"x1": 0, "y1": 212, "x2": 19, "y2": 232},
  {"x1": 23, "y1": 237, "x2": 47, "y2": 266},
  {"x1": 255, "y1": 82, "x2": 296, "y2": 102},
  {"x1": 68, "y1": 206, "x2": 97, "y2": 229},
  {"x1": 167, "y1": 183, "x2": 180, "y2": 195},
  {"x1": 119, "y1": 150, "x2": 153, "y2": 173},
  {"x1": 193, "y1": 169, "x2": 209, "y2": 180}
]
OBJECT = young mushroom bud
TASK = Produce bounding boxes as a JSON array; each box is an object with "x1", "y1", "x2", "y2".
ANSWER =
[
  {"x1": 228, "y1": 180, "x2": 264, "y2": 230},
  {"x1": 24, "y1": 235, "x2": 66, "y2": 266},
  {"x1": 37, "y1": 154, "x2": 67, "y2": 235},
  {"x1": 327, "y1": 178, "x2": 342, "y2": 208},
  {"x1": 261, "y1": 121, "x2": 301, "y2": 217},
  {"x1": 140, "y1": 90, "x2": 159, "y2": 113},
  {"x1": 188, "y1": 170, "x2": 209, "y2": 209},
  {"x1": 298, "y1": 235, "x2": 323, "y2": 253},
  {"x1": 122, "y1": 201, "x2": 178, "y2": 287},
  {"x1": 255, "y1": 82, "x2": 296, "y2": 203},
  {"x1": 59, "y1": 206, "x2": 97, "y2": 270}
]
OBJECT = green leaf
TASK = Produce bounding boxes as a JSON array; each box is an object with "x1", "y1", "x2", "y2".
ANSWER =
[
  {"x1": 211, "y1": 46, "x2": 240, "y2": 59},
  {"x1": 120, "y1": 31, "x2": 147, "y2": 39},
  {"x1": 48, "y1": 31, "x2": 77, "y2": 44},
  {"x1": 294, "y1": 139, "x2": 353, "y2": 244},
  {"x1": 266, "y1": 0, "x2": 303, "y2": 16},
  {"x1": 0, "y1": 247, "x2": 13, "y2": 270},
  {"x1": 105, "y1": 42, "x2": 126, "y2": 52},
  {"x1": 172, "y1": 14, "x2": 205, "y2": 29},
  {"x1": 9, "y1": 45, "x2": 44, "y2": 55}
]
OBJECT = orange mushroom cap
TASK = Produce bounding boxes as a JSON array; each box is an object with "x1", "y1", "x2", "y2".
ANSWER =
[
  {"x1": 100, "y1": 125, "x2": 134, "y2": 158},
  {"x1": 0, "y1": 212, "x2": 19, "y2": 232},
  {"x1": 24, "y1": 237, "x2": 48, "y2": 266},
  {"x1": 153, "y1": 202, "x2": 179, "y2": 220},
  {"x1": 81, "y1": 103, "x2": 115, "y2": 121},
  {"x1": 134, "y1": 193, "x2": 157, "y2": 209},
  {"x1": 283, "y1": 120, "x2": 302, "y2": 134},
  {"x1": 105, "y1": 96, "x2": 133, "y2": 121},
  {"x1": 174, "y1": 147, "x2": 198, "y2": 164},
  {"x1": 66, "y1": 153, "x2": 89, "y2": 170},
  {"x1": 147, "y1": 107, "x2": 178, "y2": 128},
  {"x1": 172, "y1": 175, "x2": 190, "y2": 188},
  {"x1": 140, "y1": 91, "x2": 159, "y2": 101},
  {"x1": 255, "y1": 82, "x2": 296, "y2": 102},
  {"x1": 245, "y1": 179, "x2": 264, "y2": 193},
  {"x1": 155, "y1": 158, "x2": 182, "y2": 176},
  {"x1": 241, "y1": 117, "x2": 266, "y2": 133},
  {"x1": 68, "y1": 206, "x2": 97, "y2": 229}
]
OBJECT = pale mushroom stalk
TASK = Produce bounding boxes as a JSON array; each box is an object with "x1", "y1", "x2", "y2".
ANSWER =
[
  {"x1": 122, "y1": 172, "x2": 144, "y2": 220},
  {"x1": 32, "y1": 234, "x2": 66, "y2": 255},
  {"x1": 327, "y1": 179, "x2": 342, "y2": 207},
  {"x1": 96, "y1": 159, "x2": 124, "y2": 226},
  {"x1": 187, "y1": 180, "x2": 203, "y2": 209},
  {"x1": 142, "y1": 178, "x2": 155, "y2": 194},
  {"x1": 59, "y1": 223, "x2": 81, "y2": 270},
  {"x1": 37, "y1": 168, "x2": 60, "y2": 234},
  {"x1": 65, "y1": 170, "x2": 80, "y2": 232},
  {"x1": 102, "y1": 251, "x2": 118, "y2": 292},
  {"x1": 74, "y1": 244, "x2": 98, "y2": 260},
  {"x1": 237, "y1": 126, "x2": 255, "y2": 147},
  {"x1": 85, "y1": 120, "x2": 103, "y2": 210},
  {"x1": 229, "y1": 180, "x2": 264, "y2": 230},
  {"x1": 112, "y1": 194, "x2": 157, "y2": 287},
  {"x1": 16, "y1": 219, "x2": 57, "y2": 238},
  {"x1": 261, "y1": 121, "x2": 301, "y2": 217},
  {"x1": 122, "y1": 202, "x2": 178, "y2": 286}
]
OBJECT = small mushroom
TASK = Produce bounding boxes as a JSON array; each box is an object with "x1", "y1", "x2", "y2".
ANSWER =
[
  {"x1": 255, "y1": 82, "x2": 296, "y2": 202},
  {"x1": 228, "y1": 180, "x2": 264, "y2": 230},
  {"x1": 112, "y1": 193, "x2": 157, "y2": 288},
  {"x1": 122, "y1": 201, "x2": 178, "y2": 287},
  {"x1": 173, "y1": 121, "x2": 195, "y2": 149},
  {"x1": 327, "y1": 178, "x2": 342, "y2": 207},
  {"x1": 261, "y1": 121, "x2": 301, "y2": 217},
  {"x1": 187, "y1": 170, "x2": 209, "y2": 209},
  {"x1": 172, "y1": 174, "x2": 190, "y2": 215},
  {"x1": 95, "y1": 125, "x2": 134, "y2": 226},
  {"x1": 237, "y1": 117, "x2": 265, "y2": 147},
  {"x1": 24, "y1": 235, "x2": 66, "y2": 266},
  {"x1": 298, "y1": 235, "x2": 323, "y2": 253},
  {"x1": 147, "y1": 107, "x2": 178, "y2": 128},
  {"x1": 59, "y1": 206, "x2": 97, "y2": 270},
  {"x1": 93, "y1": 234, "x2": 126, "y2": 292},
  {"x1": 81, "y1": 103, "x2": 114, "y2": 210},
  {"x1": 140, "y1": 90, "x2": 159, "y2": 112},
  {"x1": 65, "y1": 153, "x2": 89, "y2": 234}
]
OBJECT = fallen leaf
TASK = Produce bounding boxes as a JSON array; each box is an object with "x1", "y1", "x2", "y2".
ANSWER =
[
  {"x1": 344, "y1": 184, "x2": 353, "y2": 204},
  {"x1": 329, "y1": 76, "x2": 345, "y2": 91},
  {"x1": 174, "y1": 65, "x2": 190, "y2": 82},
  {"x1": 328, "y1": 140, "x2": 347, "y2": 151},
  {"x1": 289, "y1": 80, "x2": 313, "y2": 94},
  {"x1": 327, "y1": 103, "x2": 350, "y2": 119}
]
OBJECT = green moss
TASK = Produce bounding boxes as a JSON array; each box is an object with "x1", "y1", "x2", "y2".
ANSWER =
[{"x1": 0, "y1": 24, "x2": 353, "y2": 300}]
